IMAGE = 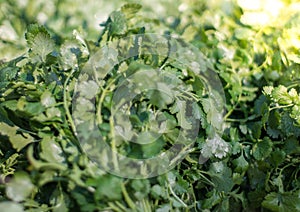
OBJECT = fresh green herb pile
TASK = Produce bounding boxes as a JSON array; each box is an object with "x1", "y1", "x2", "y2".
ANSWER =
[{"x1": 1, "y1": 1, "x2": 300, "y2": 211}]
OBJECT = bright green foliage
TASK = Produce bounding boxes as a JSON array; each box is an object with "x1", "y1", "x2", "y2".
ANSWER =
[
  {"x1": 0, "y1": 0, "x2": 300, "y2": 211},
  {"x1": 264, "y1": 85, "x2": 300, "y2": 126}
]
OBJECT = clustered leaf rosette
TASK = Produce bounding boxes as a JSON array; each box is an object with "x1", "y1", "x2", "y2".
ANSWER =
[
  {"x1": 201, "y1": 134, "x2": 230, "y2": 159},
  {"x1": 264, "y1": 85, "x2": 300, "y2": 126}
]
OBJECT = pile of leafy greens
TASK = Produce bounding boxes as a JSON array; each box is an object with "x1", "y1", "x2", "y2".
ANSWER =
[{"x1": 1, "y1": 0, "x2": 300, "y2": 211}]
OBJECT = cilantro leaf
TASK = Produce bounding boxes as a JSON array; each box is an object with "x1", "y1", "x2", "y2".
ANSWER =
[
  {"x1": 0, "y1": 122, "x2": 34, "y2": 152},
  {"x1": 232, "y1": 153, "x2": 249, "y2": 173},
  {"x1": 252, "y1": 137, "x2": 273, "y2": 161},
  {"x1": 262, "y1": 192, "x2": 300, "y2": 212},
  {"x1": 25, "y1": 24, "x2": 55, "y2": 63},
  {"x1": 208, "y1": 162, "x2": 234, "y2": 192}
]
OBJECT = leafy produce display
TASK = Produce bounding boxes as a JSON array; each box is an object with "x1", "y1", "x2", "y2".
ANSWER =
[{"x1": 1, "y1": 0, "x2": 300, "y2": 211}]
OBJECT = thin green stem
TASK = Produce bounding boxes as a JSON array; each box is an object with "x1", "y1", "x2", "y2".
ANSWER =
[
  {"x1": 168, "y1": 183, "x2": 188, "y2": 208},
  {"x1": 269, "y1": 104, "x2": 294, "y2": 111},
  {"x1": 108, "y1": 202, "x2": 123, "y2": 212},
  {"x1": 96, "y1": 77, "x2": 117, "y2": 125},
  {"x1": 142, "y1": 199, "x2": 152, "y2": 212},
  {"x1": 114, "y1": 201, "x2": 128, "y2": 211},
  {"x1": 96, "y1": 88, "x2": 107, "y2": 125},
  {"x1": 224, "y1": 94, "x2": 242, "y2": 121},
  {"x1": 121, "y1": 183, "x2": 136, "y2": 210},
  {"x1": 109, "y1": 115, "x2": 119, "y2": 171},
  {"x1": 198, "y1": 170, "x2": 215, "y2": 186},
  {"x1": 63, "y1": 69, "x2": 77, "y2": 136}
]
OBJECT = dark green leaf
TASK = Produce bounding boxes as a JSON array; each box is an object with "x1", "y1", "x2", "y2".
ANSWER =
[
  {"x1": 262, "y1": 192, "x2": 300, "y2": 212},
  {"x1": 252, "y1": 137, "x2": 273, "y2": 160},
  {"x1": 232, "y1": 154, "x2": 249, "y2": 173},
  {"x1": 208, "y1": 162, "x2": 234, "y2": 192}
]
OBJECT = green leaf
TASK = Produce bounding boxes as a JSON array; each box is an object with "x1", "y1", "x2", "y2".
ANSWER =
[
  {"x1": 201, "y1": 97, "x2": 223, "y2": 131},
  {"x1": 50, "y1": 187, "x2": 70, "y2": 212},
  {"x1": 25, "y1": 24, "x2": 49, "y2": 46},
  {"x1": 291, "y1": 105, "x2": 300, "y2": 125},
  {"x1": 40, "y1": 135, "x2": 66, "y2": 164},
  {"x1": 216, "y1": 197, "x2": 229, "y2": 212},
  {"x1": 151, "y1": 185, "x2": 166, "y2": 199},
  {"x1": 175, "y1": 100, "x2": 192, "y2": 130},
  {"x1": 150, "y1": 82, "x2": 174, "y2": 108},
  {"x1": 208, "y1": 162, "x2": 234, "y2": 192},
  {"x1": 0, "y1": 122, "x2": 34, "y2": 152},
  {"x1": 247, "y1": 190, "x2": 266, "y2": 209},
  {"x1": 41, "y1": 90, "x2": 56, "y2": 108},
  {"x1": 262, "y1": 192, "x2": 300, "y2": 212},
  {"x1": 130, "y1": 179, "x2": 150, "y2": 200},
  {"x1": 0, "y1": 66, "x2": 19, "y2": 83},
  {"x1": 263, "y1": 86, "x2": 274, "y2": 96},
  {"x1": 6, "y1": 172, "x2": 34, "y2": 202},
  {"x1": 248, "y1": 121, "x2": 262, "y2": 139},
  {"x1": 281, "y1": 112, "x2": 300, "y2": 137},
  {"x1": 59, "y1": 35, "x2": 89, "y2": 70},
  {"x1": 270, "y1": 149, "x2": 286, "y2": 167},
  {"x1": 121, "y1": 3, "x2": 142, "y2": 19},
  {"x1": 77, "y1": 80, "x2": 99, "y2": 100},
  {"x1": 202, "y1": 189, "x2": 221, "y2": 209},
  {"x1": 247, "y1": 163, "x2": 267, "y2": 190},
  {"x1": 254, "y1": 95, "x2": 267, "y2": 115},
  {"x1": 268, "y1": 110, "x2": 281, "y2": 130},
  {"x1": 254, "y1": 95, "x2": 269, "y2": 124},
  {"x1": 232, "y1": 154, "x2": 249, "y2": 173},
  {"x1": 92, "y1": 175, "x2": 123, "y2": 201},
  {"x1": 25, "y1": 24, "x2": 55, "y2": 62},
  {"x1": 252, "y1": 137, "x2": 273, "y2": 160},
  {"x1": 16, "y1": 97, "x2": 45, "y2": 116},
  {"x1": 283, "y1": 137, "x2": 300, "y2": 155},
  {"x1": 173, "y1": 174, "x2": 189, "y2": 194},
  {"x1": 109, "y1": 11, "x2": 127, "y2": 36},
  {"x1": 141, "y1": 137, "x2": 165, "y2": 158},
  {"x1": 271, "y1": 85, "x2": 293, "y2": 105},
  {"x1": 201, "y1": 133, "x2": 230, "y2": 159}
]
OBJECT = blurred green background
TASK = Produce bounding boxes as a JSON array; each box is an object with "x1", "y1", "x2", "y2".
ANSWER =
[
  {"x1": 0, "y1": 0, "x2": 184, "y2": 60},
  {"x1": 0, "y1": 0, "x2": 300, "y2": 63},
  {"x1": 1, "y1": 0, "x2": 299, "y2": 63}
]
